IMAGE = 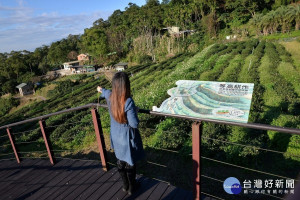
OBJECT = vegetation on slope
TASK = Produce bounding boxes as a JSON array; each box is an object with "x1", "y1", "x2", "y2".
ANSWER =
[{"x1": 0, "y1": 39, "x2": 300, "y2": 200}]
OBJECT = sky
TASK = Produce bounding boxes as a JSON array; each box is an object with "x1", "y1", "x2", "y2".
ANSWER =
[{"x1": 0, "y1": 0, "x2": 147, "y2": 53}]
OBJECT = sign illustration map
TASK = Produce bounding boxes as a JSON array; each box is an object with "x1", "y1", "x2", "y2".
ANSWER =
[{"x1": 152, "y1": 80, "x2": 254, "y2": 123}]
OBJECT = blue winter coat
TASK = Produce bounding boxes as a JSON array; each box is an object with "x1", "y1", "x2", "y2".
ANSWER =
[{"x1": 101, "y1": 88, "x2": 145, "y2": 165}]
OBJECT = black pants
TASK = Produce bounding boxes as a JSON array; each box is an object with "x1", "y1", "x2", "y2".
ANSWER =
[{"x1": 117, "y1": 159, "x2": 136, "y2": 194}]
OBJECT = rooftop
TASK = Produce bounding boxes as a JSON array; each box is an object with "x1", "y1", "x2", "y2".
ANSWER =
[
  {"x1": 63, "y1": 61, "x2": 80, "y2": 65},
  {"x1": 115, "y1": 63, "x2": 128, "y2": 66},
  {"x1": 16, "y1": 83, "x2": 27, "y2": 88}
]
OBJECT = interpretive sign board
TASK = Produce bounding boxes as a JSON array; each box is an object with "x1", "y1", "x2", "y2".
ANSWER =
[{"x1": 153, "y1": 80, "x2": 254, "y2": 123}]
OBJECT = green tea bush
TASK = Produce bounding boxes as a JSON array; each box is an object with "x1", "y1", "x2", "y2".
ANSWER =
[
  {"x1": 253, "y1": 40, "x2": 265, "y2": 59},
  {"x1": 0, "y1": 97, "x2": 19, "y2": 116},
  {"x1": 218, "y1": 54, "x2": 243, "y2": 82},
  {"x1": 275, "y1": 43, "x2": 293, "y2": 63},
  {"x1": 200, "y1": 53, "x2": 233, "y2": 81},
  {"x1": 48, "y1": 80, "x2": 77, "y2": 98},
  {"x1": 238, "y1": 55, "x2": 259, "y2": 83},
  {"x1": 147, "y1": 118, "x2": 190, "y2": 149},
  {"x1": 285, "y1": 134, "x2": 300, "y2": 161}
]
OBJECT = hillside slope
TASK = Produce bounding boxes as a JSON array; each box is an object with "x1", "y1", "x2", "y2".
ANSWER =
[{"x1": 1, "y1": 39, "x2": 299, "y2": 166}]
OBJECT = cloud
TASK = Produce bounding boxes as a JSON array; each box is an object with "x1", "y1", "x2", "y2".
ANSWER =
[{"x1": 0, "y1": 2, "x2": 111, "y2": 53}]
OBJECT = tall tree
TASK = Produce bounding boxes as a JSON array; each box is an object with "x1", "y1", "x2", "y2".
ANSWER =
[
  {"x1": 287, "y1": 4, "x2": 300, "y2": 30},
  {"x1": 275, "y1": 6, "x2": 291, "y2": 33},
  {"x1": 80, "y1": 28, "x2": 108, "y2": 62}
]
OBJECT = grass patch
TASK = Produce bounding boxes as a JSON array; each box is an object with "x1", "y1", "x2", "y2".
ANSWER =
[
  {"x1": 280, "y1": 40, "x2": 300, "y2": 70},
  {"x1": 261, "y1": 30, "x2": 300, "y2": 40},
  {"x1": 277, "y1": 62, "x2": 300, "y2": 96},
  {"x1": 218, "y1": 54, "x2": 244, "y2": 82},
  {"x1": 35, "y1": 83, "x2": 56, "y2": 99}
]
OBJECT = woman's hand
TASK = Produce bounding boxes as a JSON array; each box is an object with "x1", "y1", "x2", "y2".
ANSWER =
[{"x1": 97, "y1": 86, "x2": 102, "y2": 93}]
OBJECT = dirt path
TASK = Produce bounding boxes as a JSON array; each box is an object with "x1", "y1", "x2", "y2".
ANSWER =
[{"x1": 36, "y1": 95, "x2": 46, "y2": 101}]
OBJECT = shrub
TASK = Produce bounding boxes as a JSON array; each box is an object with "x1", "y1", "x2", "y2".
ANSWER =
[
  {"x1": 147, "y1": 118, "x2": 190, "y2": 149},
  {"x1": 0, "y1": 97, "x2": 19, "y2": 116},
  {"x1": 48, "y1": 80, "x2": 77, "y2": 97}
]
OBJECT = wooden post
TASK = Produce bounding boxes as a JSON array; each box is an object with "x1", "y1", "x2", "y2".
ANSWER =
[
  {"x1": 39, "y1": 120, "x2": 56, "y2": 165},
  {"x1": 192, "y1": 122, "x2": 202, "y2": 200},
  {"x1": 6, "y1": 128, "x2": 21, "y2": 163},
  {"x1": 91, "y1": 108, "x2": 108, "y2": 171}
]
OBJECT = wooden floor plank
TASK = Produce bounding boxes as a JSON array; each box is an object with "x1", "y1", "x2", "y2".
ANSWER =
[
  {"x1": 50, "y1": 161, "x2": 103, "y2": 200},
  {"x1": 0, "y1": 159, "x2": 50, "y2": 199},
  {"x1": 15, "y1": 159, "x2": 73, "y2": 199},
  {"x1": 160, "y1": 185, "x2": 178, "y2": 200},
  {"x1": 172, "y1": 188, "x2": 190, "y2": 200},
  {"x1": 85, "y1": 169, "x2": 120, "y2": 200},
  {"x1": 0, "y1": 159, "x2": 197, "y2": 200},
  {"x1": 61, "y1": 163, "x2": 107, "y2": 200},
  {"x1": 74, "y1": 168, "x2": 118, "y2": 200},
  {"x1": 98, "y1": 178, "x2": 123, "y2": 200},
  {"x1": 0, "y1": 160, "x2": 24, "y2": 182},
  {"x1": 134, "y1": 178, "x2": 160, "y2": 200},
  {"x1": 9, "y1": 159, "x2": 45, "y2": 181},
  {"x1": 147, "y1": 181, "x2": 169, "y2": 200},
  {"x1": 26, "y1": 160, "x2": 87, "y2": 200},
  {"x1": 0, "y1": 159, "x2": 41, "y2": 192},
  {"x1": 44, "y1": 160, "x2": 95, "y2": 200},
  {"x1": 185, "y1": 192, "x2": 193, "y2": 200},
  {"x1": 110, "y1": 176, "x2": 146, "y2": 200},
  {"x1": 0, "y1": 159, "x2": 17, "y2": 171},
  {"x1": 122, "y1": 177, "x2": 159, "y2": 200},
  {"x1": 0, "y1": 159, "x2": 35, "y2": 181}
]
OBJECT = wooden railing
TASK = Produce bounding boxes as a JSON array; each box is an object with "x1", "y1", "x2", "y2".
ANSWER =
[{"x1": 1, "y1": 103, "x2": 300, "y2": 200}]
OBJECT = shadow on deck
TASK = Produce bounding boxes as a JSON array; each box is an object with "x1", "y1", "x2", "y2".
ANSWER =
[{"x1": 0, "y1": 158, "x2": 210, "y2": 200}]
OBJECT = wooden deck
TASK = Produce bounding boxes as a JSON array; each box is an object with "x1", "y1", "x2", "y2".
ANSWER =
[{"x1": 0, "y1": 158, "x2": 196, "y2": 200}]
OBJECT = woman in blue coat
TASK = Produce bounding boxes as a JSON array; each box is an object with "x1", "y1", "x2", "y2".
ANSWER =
[{"x1": 97, "y1": 72, "x2": 145, "y2": 195}]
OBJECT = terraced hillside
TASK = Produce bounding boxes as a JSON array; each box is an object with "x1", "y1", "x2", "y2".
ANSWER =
[{"x1": 0, "y1": 40, "x2": 299, "y2": 195}]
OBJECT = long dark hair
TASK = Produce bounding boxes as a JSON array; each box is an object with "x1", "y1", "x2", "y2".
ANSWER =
[{"x1": 110, "y1": 72, "x2": 131, "y2": 124}]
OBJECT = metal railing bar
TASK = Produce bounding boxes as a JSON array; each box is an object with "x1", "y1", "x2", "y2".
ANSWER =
[
  {"x1": 1, "y1": 103, "x2": 299, "y2": 136},
  {"x1": 54, "y1": 157, "x2": 98, "y2": 162},
  {"x1": 140, "y1": 127, "x2": 190, "y2": 137},
  {"x1": 201, "y1": 174, "x2": 223, "y2": 183},
  {"x1": 0, "y1": 144, "x2": 10, "y2": 148},
  {"x1": 202, "y1": 136, "x2": 300, "y2": 158},
  {"x1": 147, "y1": 161, "x2": 168, "y2": 168},
  {"x1": 200, "y1": 192, "x2": 225, "y2": 200},
  {"x1": 46, "y1": 121, "x2": 93, "y2": 128},
  {"x1": 15, "y1": 140, "x2": 42, "y2": 145},
  {"x1": 52, "y1": 149, "x2": 74, "y2": 152},
  {"x1": 144, "y1": 144, "x2": 179, "y2": 153},
  {"x1": 20, "y1": 156, "x2": 49, "y2": 159},
  {"x1": 201, "y1": 156, "x2": 297, "y2": 182},
  {"x1": 139, "y1": 127, "x2": 156, "y2": 131},
  {"x1": 19, "y1": 151, "x2": 48, "y2": 154},
  {"x1": 0, "y1": 158, "x2": 15, "y2": 161},
  {"x1": 12, "y1": 129, "x2": 39, "y2": 135},
  {"x1": 0, "y1": 135, "x2": 8, "y2": 138},
  {"x1": 0, "y1": 103, "x2": 97, "y2": 130},
  {"x1": 151, "y1": 177, "x2": 170, "y2": 184},
  {"x1": 0, "y1": 152, "x2": 15, "y2": 157},
  {"x1": 151, "y1": 147, "x2": 179, "y2": 153},
  {"x1": 145, "y1": 110, "x2": 300, "y2": 136},
  {"x1": 107, "y1": 161, "x2": 117, "y2": 166}
]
